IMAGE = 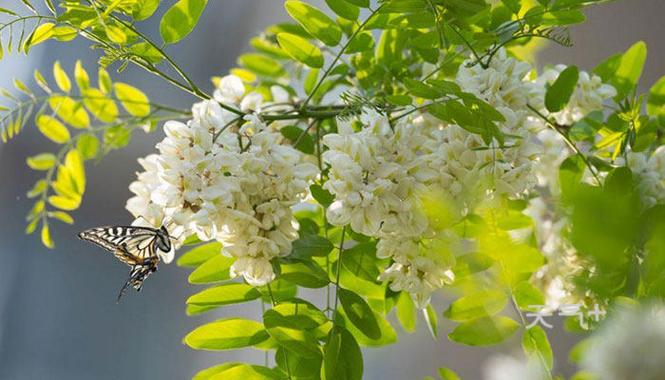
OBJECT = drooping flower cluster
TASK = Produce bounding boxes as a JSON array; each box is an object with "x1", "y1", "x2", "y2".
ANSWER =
[
  {"x1": 124, "y1": 48, "x2": 626, "y2": 308},
  {"x1": 622, "y1": 147, "x2": 665, "y2": 208},
  {"x1": 127, "y1": 76, "x2": 317, "y2": 286},
  {"x1": 321, "y1": 50, "x2": 563, "y2": 306},
  {"x1": 322, "y1": 110, "x2": 455, "y2": 306},
  {"x1": 524, "y1": 65, "x2": 617, "y2": 307},
  {"x1": 530, "y1": 64, "x2": 617, "y2": 125}
]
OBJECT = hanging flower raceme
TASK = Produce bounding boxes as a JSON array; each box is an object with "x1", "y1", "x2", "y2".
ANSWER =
[{"x1": 127, "y1": 75, "x2": 317, "y2": 286}]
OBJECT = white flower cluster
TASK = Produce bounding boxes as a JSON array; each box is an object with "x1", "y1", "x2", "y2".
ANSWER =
[
  {"x1": 321, "y1": 50, "x2": 547, "y2": 306},
  {"x1": 622, "y1": 147, "x2": 665, "y2": 208},
  {"x1": 523, "y1": 64, "x2": 617, "y2": 307},
  {"x1": 124, "y1": 48, "x2": 624, "y2": 308},
  {"x1": 322, "y1": 110, "x2": 454, "y2": 306},
  {"x1": 127, "y1": 75, "x2": 317, "y2": 286},
  {"x1": 583, "y1": 303, "x2": 665, "y2": 380},
  {"x1": 530, "y1": 64, "x2": 617, "y2": 125}
]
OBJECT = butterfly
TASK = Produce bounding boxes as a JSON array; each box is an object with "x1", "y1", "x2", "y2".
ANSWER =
[{"x1": 78, "y1": 224, "x2": 176, "y2": 302}]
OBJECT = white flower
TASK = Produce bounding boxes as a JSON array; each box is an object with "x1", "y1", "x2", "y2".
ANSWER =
[
  {"x1": 126, "y1": 91, "x2": 317, "y2": 285},
  {"x1": 322, "y1": 109, "x2": 429, "y2": 238},
  {"x1": 622, "y1": 147, "x2": 665, "y2": 208},
  {"x1": 583, "y1": 303, "x2": 665, "y2": 380},
  {"x1": 214, "y1": 75, "x2": 245, "y2": 104},
  {"x1": 530, "y1": 64, "x2": 616, "y2": 125},
  {"x1": 456, "y1": 48, "x2": 534, "y2": 122}
]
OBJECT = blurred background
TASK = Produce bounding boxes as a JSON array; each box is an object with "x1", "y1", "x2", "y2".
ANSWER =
[{"x1": 0, "y1": 1, "x2": 663, "y2": 379}]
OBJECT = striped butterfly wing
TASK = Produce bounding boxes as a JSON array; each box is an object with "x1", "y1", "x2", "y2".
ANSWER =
[
  {"x1": 78, "y1": 226, "x2": 160, "y2": 266},
  {"x1": 79, "y1": 226, "x2": 163, "y2": 302}
]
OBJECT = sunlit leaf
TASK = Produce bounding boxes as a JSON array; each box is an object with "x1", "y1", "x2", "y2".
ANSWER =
[
  {"x1": 160, "y1": 0, "x2": 208, "y2": 44},
  {"x1": 285, "y1": 1, "x2": 342, "y2": 47},
  {"x1": 184, "y1": 318, "x2": 270, "y2": 350},
  {"x1": 36, "y1": 115, "x2": 70, "y2": 143}
]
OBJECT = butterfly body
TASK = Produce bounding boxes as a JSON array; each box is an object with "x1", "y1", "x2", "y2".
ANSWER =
[{"x1": 78, "y1": 225, "x2": 174, "y2": 302}]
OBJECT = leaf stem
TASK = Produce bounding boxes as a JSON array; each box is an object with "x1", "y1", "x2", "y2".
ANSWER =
[
  {"x1": 331, "y1": 226, "x2": 347, "y2": 326},
  {"x1": 527, "y1": 104, "x2": 602, "y2": 186},
  {"x1": 300, "y1": 5, "x2": 383, "y2": 109}
]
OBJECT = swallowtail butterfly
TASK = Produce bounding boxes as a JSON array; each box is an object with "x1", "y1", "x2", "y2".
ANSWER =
[{"x1": 78, "y1": 225, "x2": 175, "y2": 302}]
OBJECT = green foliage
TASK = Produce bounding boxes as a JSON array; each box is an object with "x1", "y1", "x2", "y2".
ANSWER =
[
  {"x1": 448, "y1": 316, "x2": 520, "y2": 346},
  {"x1": 5, "y1": 1, "x2": 665, "y2": 379},
  {"x1": 545, "y1": 65, "x2": 579, "y2": 113},
  {"x1": 160, "y1": 0, "x2": 208, "y2": 44}
]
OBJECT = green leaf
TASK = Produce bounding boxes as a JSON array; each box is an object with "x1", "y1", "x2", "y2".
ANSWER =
[
  {"x1": 343, "y1": 0, "x2": 369, "y2": 7},
  {"x1": 280, "y1": 260, "x2": 329, "y2": 288},
  {"x1": 276, "y1": 346, "x2": 322, "y2": 379},
  {"x1": 76, "y1": 134, "x2": 99, "y2": 160},
  {"x1": 133, "y1": 0, "x2": 160, "y2": 21},
  {"x1": 277, "y1": 33, "x2": 324, "y2": 68},
  {"x1": 48, "y1": 195, "x2": 80, "y2": 211},
  {"x1": 323, "y1": 327, "x2": 363, "y2": 380},
  {"x1": 53, "y1": 61, "x2": 71, "y2": 93},
  {"x1": 26, "y1": 153, "x2": 56, "y2": 170},
  {"x1": 448, "y1": 316, "x2": 519, "y2": 346},
  {"x1": 27, "y1": 180, "x2": 48, "y2": 198},
  {"x1": 64, "y1": 149, "x2": 85, "y2": 194},
  {"x1": 177, "y1": 242, "x2": 222, "y2": 267},
  {"x1": 209, "y1": 364, "x2": 281, "y2": 380},
  {"x1": 49, "y1": 211, "x2": 74, "y2": 224},
  {"x1": 193, "y1": 363, "x2": 238, "y2": 380},
  {"x1": 159, "y1": 0, "x2": 208, "y2": 44},
  {"x1": 346, "y1": 31, "x2": 374, "y2": 53},
  {"x1": 187, "y1": 283, "x2": 261, "y2": 308},
  {"x1": 114, "y1": 83, "x2": 151, "y2": 117},
  {"x1": 395, "y1": 291, "x2": 416, "y2": 332},
  {"x1": 310, "y1": 184, "x2": 334, "y2": 208},
  {"x1": 614, "y1": 41, "x2": 647, "y2": 99},
  {"x1": 184, "y1": 318, "x2": 269, "y2": 350},
  {"x1": 285, "y1": 1, "x2": 342, "y2": 47},
  {"x1": 522, "y1": 326, "x2": 553, "y2": 371},
  {"x1": 339, "y1": 288, "x2": 381, "y2": 339},
  {"x1": 74, "y1": 60, "x2": 89, "y2": 90},
  {"x1": 98, "y1": 68, "x2": 113, "y2": 94},
  {"x1": 545, "y1": 65, "x2": 579, "y2": 113},
  {"x1": 264, "y1": 299, "x2": 329, "y2": 357},
  {"x1": 291, "y1": 234, "x2": 333, "y2": 258},
  {"x1": 103, "y1": 125, "x2": 131, "y2": 150},
  {"x1": 424, "y1": 304, "x2": 438, "y2": 339},
  {"x1": 444, "y1": 289, "x2": 508, "y2": 322},
  {"x1": 340, "y1": 242, "x2": 382, "y2": 283},
  {"x1": 41, "y1": 224, "x2": 54, "y2": 249},
  {"x1": 238, "y1": 54, "x2": 285, "y2": 77},
  {"x1": 512, "y1": 282, "x2": 545, "y2": 310},
  {"x1": 28, "y1": 23, "x2": 55, "y2": 49},
  {"x1": 36, "y1": 115, "x2": 70, "y2": 144},
  {"x1": 647, "y1": 75, "x2": 665, "y2": 121},
  {"x1": 188, "y1": 254, "x2": 234, "y2": 284},
  {"x1": 83, "y1": 88, "x2": 118, "y2": 122},
  {"x1": 326, "y1": 0, "x2": 359, "y2": 20},
  {"x1": 336, "y1": 308, "x2": 397, "y2": 346},
  {"x1": 438, "y1": 368, "x2": 461, "y2": 380},
  {"x1": 48, "y1": 96, "x2": 90, "y2": 128},
  {"x1": 280, "y1": 125, "x2": 315, "y2": 154}
]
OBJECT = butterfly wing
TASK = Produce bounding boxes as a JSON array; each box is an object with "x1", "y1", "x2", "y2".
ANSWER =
[
  {"x1": 117, "y1": 262, "x2": 157, "y2": 303},
  {"x1": 79, "y1": 226, "x2": 164, "y2": 302},
  {"x1": 78, "y1": 226, "x2": 160, "y2": 266}
]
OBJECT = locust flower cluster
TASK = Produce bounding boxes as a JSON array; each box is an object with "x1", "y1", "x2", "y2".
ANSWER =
[
  {"x1": 127, "y1": 75, "x2": 317, "y2": 286},
  {"x1": 125, "y1": 48, "x2": 626, "y2": 307}
]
